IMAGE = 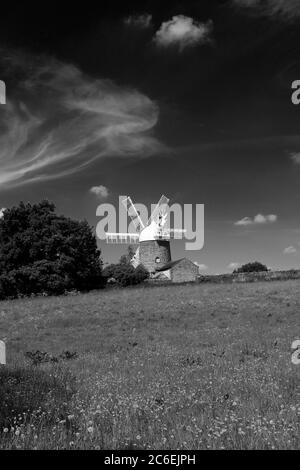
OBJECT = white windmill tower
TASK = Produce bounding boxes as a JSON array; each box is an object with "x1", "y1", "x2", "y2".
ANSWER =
[{"x1": 106, "y1": 195, "x2": 185, "y2": 274}]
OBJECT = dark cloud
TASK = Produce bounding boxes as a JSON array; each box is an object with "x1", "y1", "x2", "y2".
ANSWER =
[{"x1": 124, "y1": 14, "x2": 152, "y2": 29}]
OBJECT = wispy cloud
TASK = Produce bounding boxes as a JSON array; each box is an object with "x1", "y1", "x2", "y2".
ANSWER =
[
  {"x1": 154, "y1": 16, "x2": 213, "y2": 51},
  {"x1": 124, "y1": 14, "x2": 152, "y2": 29},
  {"x1": 290, "y1": 152, "x2": 300, "y2": 164},
  {"x1": 90, "y1": 185, "x2": 109, "y2": 199},
  {"x1": 232, "y1": 0, "x2": 300, "y2": 20},
  {"x1": 0, "y1": 51, "x2": 163, "y2": 188},
  {"x1": 235, "y1": 214, "x2": 278, "y2": 226},
  {"x1": 283, "y1": 246, "x2": 297, "y2": 254}
]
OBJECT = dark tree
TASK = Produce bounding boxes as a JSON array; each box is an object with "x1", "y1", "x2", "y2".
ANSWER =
[
  {"x1": 233, "y1": 261, "x2": 268, "y2": 274},
  {"x1": 0, "y1": 201, "x2": 104, "y2": 299}
]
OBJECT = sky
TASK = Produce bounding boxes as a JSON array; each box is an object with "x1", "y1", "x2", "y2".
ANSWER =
[{"x1": 0, "y1": 0, "x2": 300, "y2": 273}]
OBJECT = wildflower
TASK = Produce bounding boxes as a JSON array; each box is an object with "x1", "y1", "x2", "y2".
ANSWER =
[
  {"x1": 15, "y1": 430, "x2": 20, "y2": 436},
  {"x1": 87, "y1": 426, "x2": 94, "y2": 433},
  {"x1": 3, "y1": 428, "x2": 8, "y2": 433}
]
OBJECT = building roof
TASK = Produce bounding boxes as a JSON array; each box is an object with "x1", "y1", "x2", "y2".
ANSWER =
[{"x1": 156, "y1": 258, "x2": 193, "y2": 272}]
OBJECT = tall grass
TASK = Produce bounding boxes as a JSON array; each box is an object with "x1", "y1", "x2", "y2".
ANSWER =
[{"x1": 0, "y1": 280, "x2": 299, "y2": 449}]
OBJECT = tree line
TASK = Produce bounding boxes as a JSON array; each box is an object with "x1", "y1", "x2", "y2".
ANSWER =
[{"x1": 0, "y1": 201, "x2": 148, "y2": 300}]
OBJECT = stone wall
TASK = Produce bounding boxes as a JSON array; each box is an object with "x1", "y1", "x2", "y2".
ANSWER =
[{"x1": 197, "y1": 269, "x2": 300, "y2": 284}]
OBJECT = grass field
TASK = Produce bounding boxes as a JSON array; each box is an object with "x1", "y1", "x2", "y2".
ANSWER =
[{"x1": 0, "y1": 280, "x2": 299, "y2": 449}]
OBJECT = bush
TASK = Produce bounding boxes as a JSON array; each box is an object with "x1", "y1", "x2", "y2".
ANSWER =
[
  {"x1": 234, "y1": 261, "x2": 268, "y2": 274},
  {"x1": 134, "y1": 265, "x2": 149, "y2": 283},
  {"x1": 0, "y1": 201, "x2": 106, "y2": 299},
  {"x1": 103, "y1": 247, "x2": 149, "y2": 287},
  {"x1": 114, "y1": 264, "x2": 137, "y2": 287},
  {"x1": 102, "y1": 263, "x2": 117, "y2": 280},
  {"x1": 103, "y1": 263, "x2": 149, "y2": 287}
]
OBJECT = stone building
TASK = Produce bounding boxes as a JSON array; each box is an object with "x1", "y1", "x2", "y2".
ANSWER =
[
  {"x1": 139, "y1": 239, "x2": 171, "y2": 273},
  {"x1": 154, "y1": 258, "x2": 199, "y2": 283}
]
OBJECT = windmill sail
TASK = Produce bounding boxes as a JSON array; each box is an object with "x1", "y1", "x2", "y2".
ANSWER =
[
  {"x1": 147, "y1": 195, "x2": 169, "y2": 226},
  {"x1": 160, "y1": 228, "x2": 186, "y2": 239},
  {"x1": 122, "y1": 197, "x2": 145, "y2": 233},
  {"x1": 131, "y1": 246, "x2": 140, "y2": 268}
]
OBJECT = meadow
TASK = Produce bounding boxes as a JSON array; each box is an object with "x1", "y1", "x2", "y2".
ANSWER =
[{"x1": 0, "y1": 280, "x2": 299, "y2": 450}]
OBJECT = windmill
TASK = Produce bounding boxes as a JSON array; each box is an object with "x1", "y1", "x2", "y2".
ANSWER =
[{"x1": 106, "y1": 195, "x2": 185, "y2": 274}]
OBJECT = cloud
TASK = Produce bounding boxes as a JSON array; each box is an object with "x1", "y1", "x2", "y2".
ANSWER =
[
  {"x1": 90, "y1": 185, "x2": 109, "y2": 199},
  {"x1": 124, "y1": 14, "x2": 152, "y2": 29},
  {"x1": 283, "y1": 246, "x2": 297, "y2": 254},
  {"x1": 290, "y1": 152, "x2": 300, "y2": 164},
  {"x1": 193, "y1": 262, "x2": 208, "y2": 271},
  {"x1": 254, "y1": 214, "x2": 277, "y2": 224},
  {"x1": 235, "y1": 217, "x2": 253, "y2": 226},
  {"x1": 0, "y1": 208, "x2": 6, "y2": 218},
  {"x1": 0, "y1": 51, "x2": 163, "y2": 188},
  {"x1": 154, "y1": 16, "x2": 213, "y2": 51},
  {"x1": 232, "y1": 0, "x2": 300, "y2": 20},
  {"x1": 235, "y1": 214, "x2": 278, "y2": 226},
  {"x1": 228, "y1": 262, "x2": 241, "y2": 270}
]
